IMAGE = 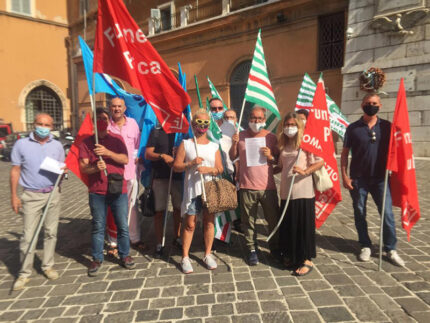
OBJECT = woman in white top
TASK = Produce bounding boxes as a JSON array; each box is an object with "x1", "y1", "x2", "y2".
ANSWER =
[
  {"x1": 276, "y1": 112, "x2": 323, "y2": 276},
  {"x1": 173, "y1": 109, "x2": 223, "y2": 274}
]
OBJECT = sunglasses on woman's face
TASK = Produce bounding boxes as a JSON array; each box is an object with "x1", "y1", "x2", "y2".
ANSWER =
[{"x1": 194, "y1": 119, "x2": 210, "y2": 125}]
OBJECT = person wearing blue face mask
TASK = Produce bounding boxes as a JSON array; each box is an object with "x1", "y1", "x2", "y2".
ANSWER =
[
  {"x1": 10, "y1": 113, "x2": 65, "y2": 290},
  {"x1": 209, "y1": 98, "x2": 225, "y2": 126}
]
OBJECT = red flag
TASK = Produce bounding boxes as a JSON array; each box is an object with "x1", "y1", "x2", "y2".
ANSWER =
[
  {"x1": 386, "y1": 78, "x2": 420, "y2": 240},
  {"x1": 300, "y1": 81, "x2": 342, "y2": 228},
  {"x1": 93, "y1": 0, "x2": 190, "y2": 133},
  {"x1": 65, "y1": 113, "x2": 93, "y2": 187}
]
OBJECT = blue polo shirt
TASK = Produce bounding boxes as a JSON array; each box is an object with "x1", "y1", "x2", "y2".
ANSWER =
[
  {"x1": 343, "y1": 117, "x2": 391, "y2": 179},
  {"x1": 11, "y1": 132, "x2": 65, "y2": 190}
]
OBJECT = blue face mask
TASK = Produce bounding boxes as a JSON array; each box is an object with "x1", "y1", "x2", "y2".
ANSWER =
[
  {"x1": 212, "y1": 111, "x2": 224, "y2": 121},
  {"x1": 35, "y1": 126, "x2": 51, "y2": 139}
]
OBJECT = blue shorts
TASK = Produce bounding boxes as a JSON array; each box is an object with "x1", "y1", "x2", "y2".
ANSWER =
[{"x1": 186, "y1": 196, "x2": 203, "y2": 216}]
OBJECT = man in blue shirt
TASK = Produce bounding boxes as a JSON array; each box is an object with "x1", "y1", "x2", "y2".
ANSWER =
[
  {"x1": 10, "y1": 113, "x2": 65, "y2": 290},
  {"x1": 341, "y1": 94, "x2": 404, "y2": 267}
]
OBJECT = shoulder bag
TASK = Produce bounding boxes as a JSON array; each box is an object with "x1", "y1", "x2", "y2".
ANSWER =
[
  {"x1": 203, "y1": 177, "x2": 238, "y2": 214},
  {"x1": 312, "y1": 165, "x2": 333, "y2": 192}
]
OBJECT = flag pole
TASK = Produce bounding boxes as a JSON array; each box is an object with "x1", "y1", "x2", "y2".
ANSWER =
[
  {"x1": 190, "y1": 77, "x2": 207, "y2": 201},
  {"x1": 194, "y1": 75, "x2": 203, "y2": 109},
  {"x1": 10, "y1": 173, "x2": 63, "y2": 294},
  {"x1": 91, "y1": 72, "x2": 107, "y2": 176},
  {"x1": 378, "y1": 169, "x2": 390, "y2": 271},
  {"x1": 161, "y1": 167, "x2": 174, "y2": 247},
  {"x1": 237, "y1": 98, "x2": 247, "y2": 134},
  {"x1": 267, "y1": 149, "x2": 302, "y2": 241}
]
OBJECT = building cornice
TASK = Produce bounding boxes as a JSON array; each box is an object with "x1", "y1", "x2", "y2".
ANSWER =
[{"x1": 0, "y1": 10, "x2": 68, "y2": 28}]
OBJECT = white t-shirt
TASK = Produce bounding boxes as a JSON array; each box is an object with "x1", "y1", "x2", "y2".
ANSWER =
[{"x1": 181, "y1": 139, "x2": 219, "y2": 215}]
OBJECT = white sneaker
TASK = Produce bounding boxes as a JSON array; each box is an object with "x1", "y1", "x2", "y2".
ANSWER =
[
  {"x1": 203, "y1": 254, "x2": 217, "y2": 270},
  {"x1": 43, "y1": 268, "x2": 59, "y2": 280},
  {"x1": 387, "y1": 250, "x2": 405, "y2": 267},
  {"x1": 359, "y1": 247, "x2": 371, "y2": 262},
  {"x1": 13, "y1": 277, "x2": 30, "y2": 291},
  {"x1": 181, "y1": 257, "x2": 193, "y2": 274}
]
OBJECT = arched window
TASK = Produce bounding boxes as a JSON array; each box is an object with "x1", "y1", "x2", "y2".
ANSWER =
[
  {"x1": 25, "y1": 86, "x2": 63, "y2": 130},
  {"x1": 229, "y1": 60, "x2": 253, "y2": 126}
]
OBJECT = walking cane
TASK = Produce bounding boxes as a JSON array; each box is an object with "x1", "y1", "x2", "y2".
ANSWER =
[
  {"x1": 378, "y1": 169, "x2": 390, "y2": 271},
  {"x1": 161, "y1": 167, "x2": 174, "y2": 248},
  {"x1": 10, "y1": 172, "x2": 63, "y2": 294},
  {"x1": 266, "y1": 149, "x2": 302, "y2": 242}
]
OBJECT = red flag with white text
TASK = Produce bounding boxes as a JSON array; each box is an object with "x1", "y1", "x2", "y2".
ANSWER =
[
  {"x1": 93, "y1": 0, "x2": 190, "y2": 133},
  {"x1": 65, "y1": 113, "x2": 93, "y2": 187},
  {"x1": 386, "y1": 78, "x2": 420, "y2": 240},
  {"x1": 300, "y1": 81, "x2": 342, "y2": 228}
]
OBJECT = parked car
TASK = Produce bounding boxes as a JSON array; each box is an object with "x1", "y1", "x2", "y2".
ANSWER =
[{"x1": 1, "y1": 131, "x2": 74, "y2": 161}]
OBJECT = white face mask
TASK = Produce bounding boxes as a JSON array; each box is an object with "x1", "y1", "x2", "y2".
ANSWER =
[
  {"x1": 226, "y1": 119, "x2": 236, "y2": 126},
  {"x1": 248, "y1": 122, "x2": 265, "y2": 133},
  {"x1": 284, "y1": 126, "x2": 298, "y2": 138}
]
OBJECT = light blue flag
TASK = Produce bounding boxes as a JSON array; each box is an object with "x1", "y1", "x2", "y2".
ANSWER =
[
  {"x1": 79, "y1": 36, "x2": 117, "y2": 96},
  {"x1": 79, "y1": 36, "x2": 157, "y2": 185},
  {"x1": 176, "y1": 63, "x2": 192, "y2": 146}
]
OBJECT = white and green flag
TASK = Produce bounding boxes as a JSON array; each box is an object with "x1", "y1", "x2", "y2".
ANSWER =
[
  {"x1": 207, "y1": 77, "x2": 228, "y2": 110},
  {"x1": 295, "y1": 73, "x2": 349, "y2": 139},
  {"x1": 244, "y1": 29, "x2": 280, "y2": 133}
]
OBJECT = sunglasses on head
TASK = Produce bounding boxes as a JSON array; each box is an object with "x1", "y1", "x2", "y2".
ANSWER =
[{"x1": 194, "y1": 119, "x2": 210, "y2": 125}]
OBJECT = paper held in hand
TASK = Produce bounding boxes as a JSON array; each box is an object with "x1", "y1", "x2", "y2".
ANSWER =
[
  {"x1": 40, "y1": 156, "x2": 65, "y2": 175},
  {"x1": 245, "y1": 137, "x2": 267, "y2": 167}
]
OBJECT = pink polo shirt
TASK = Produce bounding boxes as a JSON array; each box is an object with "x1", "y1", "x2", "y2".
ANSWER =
[
  {"x1": 108, "y1": 116, "x2": 140, "y2": 181},
  {"x1": 237, "y1": 129, "x2": 278, "y2": 191}
]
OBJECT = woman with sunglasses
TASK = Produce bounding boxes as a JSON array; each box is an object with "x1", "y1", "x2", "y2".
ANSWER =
[
  {"x1": 276, "y1": 112, "x2": 323, "y2": 276},
  {"x1": 173, "y1": 109, "x2": 223, "y2": 274}
]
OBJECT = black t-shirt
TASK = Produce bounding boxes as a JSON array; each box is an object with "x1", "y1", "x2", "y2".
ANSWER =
[
  {"x1": 343, "y1": 117, "x2": 391, "y2": 179},
  {"x1": 147, "y1": 128, "x2": 182, "y2": 180}
]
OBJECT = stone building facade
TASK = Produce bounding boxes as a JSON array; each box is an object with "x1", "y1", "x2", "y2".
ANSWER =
[
  {"x1": 0, "y1": 0, "x2": 70, "y2": 131},
  {"x1": 341, "y1": 0, "x2": 430, "y2": 156},
  {"x1": 68, "y1": 0, "x2": 348, "y2": 135}
]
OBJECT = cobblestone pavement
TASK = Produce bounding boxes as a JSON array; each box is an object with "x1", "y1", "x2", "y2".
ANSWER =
[{"x1": 0, "y1": 159, "x2": 429, "y2": 323}]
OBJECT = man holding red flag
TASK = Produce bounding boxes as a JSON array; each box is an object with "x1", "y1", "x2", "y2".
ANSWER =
[
  {"x1": 386, "y1": 79, "x2": 420, "y2": 241},
  {"x1": 341, "y1": 94, "x2": 405, "y2": 267},
  {"x1": 93, "y1": 0, "x2": 190, "y2": 134}
]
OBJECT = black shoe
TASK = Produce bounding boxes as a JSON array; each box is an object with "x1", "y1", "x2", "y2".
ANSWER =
[
  {"x1": 120, "y1": 256, "x2": 136, "y2": 270},
  {"x1": 154, "y1": 247, "x2": 164, "y2": 259},
  {"x1": 88, "y1": 260, "x2": 102, "y2": 277},
  {"x1": 248, "y1": 251, "x2": 259, "y2": 266}
]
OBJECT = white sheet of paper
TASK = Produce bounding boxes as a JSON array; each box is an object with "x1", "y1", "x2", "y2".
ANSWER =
[
  {"x1": 40, "y1": 156, "x2": 65, "y2": 175},
  {"x1": 245, "y1": 137, "x2": 267, "y2": 167}
]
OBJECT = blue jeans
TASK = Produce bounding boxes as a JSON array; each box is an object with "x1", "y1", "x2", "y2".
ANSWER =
[
  {"x1": 349, "y1": 178, "x2": 397, "y2": 252},
  {"x1": 89, "y1": 193, "x2": 130, "y2": 261}
]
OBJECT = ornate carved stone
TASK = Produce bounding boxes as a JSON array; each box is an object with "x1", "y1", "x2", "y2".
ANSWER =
[{"x1": 370, "y1": 0, "x2": 429, "y2": 35}]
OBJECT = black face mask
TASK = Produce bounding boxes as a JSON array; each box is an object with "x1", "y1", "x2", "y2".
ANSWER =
[{"x1": 363, "y1": 104, "x2": 379, "y2": 116}]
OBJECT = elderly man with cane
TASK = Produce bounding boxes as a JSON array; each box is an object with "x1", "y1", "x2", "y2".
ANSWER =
[{"x1": 10, "y1": 113, "x2": 65, "y2": 290}]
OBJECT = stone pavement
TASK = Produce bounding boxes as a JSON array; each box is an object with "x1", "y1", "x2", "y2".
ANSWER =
[{"x1": 0, "y1": 159, "x2": 429, "y2": 323}]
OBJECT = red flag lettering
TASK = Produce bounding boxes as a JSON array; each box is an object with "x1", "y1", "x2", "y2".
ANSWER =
[
  {"x1": 93, "y1": 0, "x2": 190, "y2": 133},
  {"x1": 300, "y1": 81, "x2": 342, "y2": 228}
]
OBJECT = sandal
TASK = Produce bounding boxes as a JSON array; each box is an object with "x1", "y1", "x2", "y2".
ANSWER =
[
  {"x1": 131, "y1": 241, "x2": 147, "y2": 252},
  {"x1": 107, "y1": 246, "x2": 118, "y2": 258},
  {"x1": 294, "y1": 263, "x2": 313, "y2": 276}
]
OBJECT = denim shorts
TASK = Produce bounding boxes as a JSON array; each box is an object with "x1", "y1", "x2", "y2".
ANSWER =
[{"x1": 186, "y1": 195, "x2": 203, "y2": 215}]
